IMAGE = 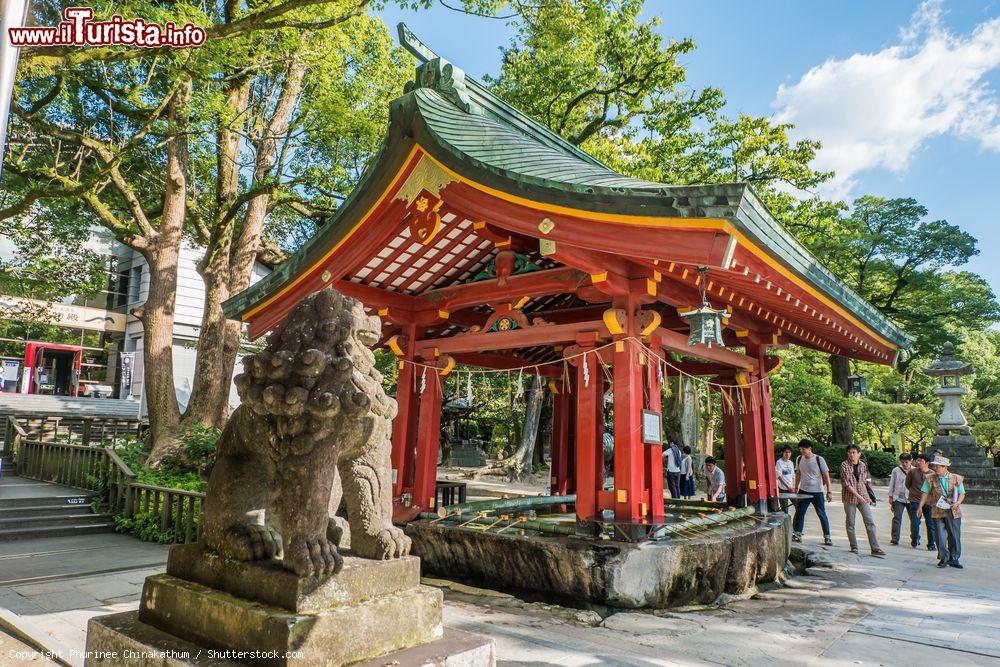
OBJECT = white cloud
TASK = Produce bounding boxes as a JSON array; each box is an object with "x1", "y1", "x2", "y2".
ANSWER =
[{"x1": 772, "y1": 0, "x2": 1000, "y2": 199}]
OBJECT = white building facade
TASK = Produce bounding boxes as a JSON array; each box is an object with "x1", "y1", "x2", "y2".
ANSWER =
[{"x1": 114, "y1": 242, "x2": 270, "y2": 413}]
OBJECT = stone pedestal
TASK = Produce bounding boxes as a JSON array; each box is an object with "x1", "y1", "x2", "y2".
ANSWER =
[
  {"x1": 85, "y1": 545, "x2": 495, "y2": 666},
  {"x1": 931, "y1": 434, "x2": 1000, "y2": 506}
]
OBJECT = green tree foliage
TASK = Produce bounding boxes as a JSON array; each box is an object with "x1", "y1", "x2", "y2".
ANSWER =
[
  {"x1": 769, "y1": 349, "x2": 845, "y2": 444},
  {"x1": 796, "y1": 195, "x2": 999, "y2": 367},
  {"x1": 2, "y1": 0, "x2": 492, "y2": 461},
  {"x1": 850, "y1": 400, "x2": 936, "y2": 452},
  {"x1": 486, "y1": 0, "x2": 831, "y2": 202}
]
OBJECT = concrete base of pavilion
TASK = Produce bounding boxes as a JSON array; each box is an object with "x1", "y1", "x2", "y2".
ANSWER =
[
  {"x1": 83, "y1": 544, "x2": 495, "y2": 666},
  {"x1": 406, "y1": 513, "x2": 790, "y2": 609}
]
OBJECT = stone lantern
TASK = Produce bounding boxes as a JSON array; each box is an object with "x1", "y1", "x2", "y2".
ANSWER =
[{"x1": 923, "y1": 341, "x2": 973, "y2": 436}]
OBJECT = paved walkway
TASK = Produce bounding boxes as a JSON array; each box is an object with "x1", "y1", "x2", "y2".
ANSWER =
[
  {"x1": 439, "y1": 488, "x2": 1000, "y2": 666},
  {"x1": 1, "y1": 483, "x2": 998, "y2": 666},
  {"x1": 0, "y1": 535, "x2": 167, "y2": 666}
]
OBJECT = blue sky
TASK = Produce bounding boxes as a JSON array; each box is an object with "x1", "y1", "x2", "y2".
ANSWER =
[{"x1": 379, "y1": 0, "x2": 1000, "y2": 295}]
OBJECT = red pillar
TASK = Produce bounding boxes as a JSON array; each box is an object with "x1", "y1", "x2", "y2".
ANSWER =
[
  {"x1": 390, "y1": 325, "x2": 420, "y2": 498},
  {"x1": 574, "y1": 348, "x2": 601, "y2": 523},
  {"x1": 740, "y1": 379, "x2": 768, "y2": 511},
  {"x1": 550, "y1": 389, "x2": 571, "y2": 495},
  {"x1": 611, "y1": 300, "x2": 645, "y2": 523},
  {"x1": 566, "y1": 372, "x2": 577, "y2": 494},
  {"x1": 753, "y1": 347, "x2": 778, "y2": 506},
  {"x1": 644, "y1": 344, "x2": 664, "y2": 519},
  {"x1": 412, "y1": 365, "x2": 443, "y2": 512},
  {"x1": 721, "y1": 386, "x2": 745, "y2": 503}
]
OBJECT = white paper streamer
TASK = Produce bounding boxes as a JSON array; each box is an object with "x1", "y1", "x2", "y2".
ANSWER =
[
  {"x1": 466, "y1": 372, "x2": 473, "y2": 403},
  {"x1": 420, "y1": 367, "x2": 427, "y2": 394},
  {"x1": 515, "y1": 368, "x2": 524, "y2": 399},
  {"x1": 583, "y1": 352, "x2": 591, "y2": 388}
]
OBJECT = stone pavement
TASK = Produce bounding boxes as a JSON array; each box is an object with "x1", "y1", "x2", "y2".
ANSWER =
[
  {"x1": 1, "y1": 627, "x2": 60, "y2": 666},
  {"x1": 433, "y1": 486, "x2": 1000, "y2": 666},
  {"x1": 0, "y1": 535, "x2": 167, "y2": 666},
  {"x1": 1, "y1": 483, "x2": 999, "y2": 666}
]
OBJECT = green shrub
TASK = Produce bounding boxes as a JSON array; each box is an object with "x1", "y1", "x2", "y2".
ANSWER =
[
  {"x1": 862, "y1": 450, "x2": 898, "y2": 478},
  {"x1": 178, "y1": 424, "x2": 219, "y2": 472},
  {"x1": 113, "y1": 511, "x2": 187, "y2": 544}
]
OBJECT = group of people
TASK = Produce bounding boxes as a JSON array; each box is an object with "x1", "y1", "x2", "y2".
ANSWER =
[
  {"x1": 779, "y1": 439, "x2": 966, "y2": 569},
  {"x1": 664, "y1": 443, "x2": 727, "y2": 502}
]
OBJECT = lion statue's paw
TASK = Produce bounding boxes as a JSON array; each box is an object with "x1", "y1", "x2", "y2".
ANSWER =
[
  {"x1": 351, "y1": 525, "x2": 411, "y2": 560},
  {"x1": 218, "y1": 523, "x2": 283, "y2": 562},
  {"x1": 284, "y1": 534, "x2": 344, "y2": 578}
]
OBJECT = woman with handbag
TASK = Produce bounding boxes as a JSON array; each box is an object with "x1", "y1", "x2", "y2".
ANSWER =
[{"x1": 840, "y1": 445, "x2": 887, "y2": 557}]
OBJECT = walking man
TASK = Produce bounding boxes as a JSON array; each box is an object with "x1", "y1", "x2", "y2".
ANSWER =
[
  {"x1": 887, "y1": 453, "x2": 912, "y2": 545},
  {"x1": 906, "y1": 454, "x2": 937, "y2": 550},
  {"x1": 840, "y1": 445, "x2": 886, "y2": 556},
  {"x1": 791, "y1": 439, "x2": 833, "y2": 545},
  {"x1": 917, "y1": 456, "x2": 965, "y2": 569},
  {"x1": 664, "y1": 441, "x2": 683, "y2": 499}
]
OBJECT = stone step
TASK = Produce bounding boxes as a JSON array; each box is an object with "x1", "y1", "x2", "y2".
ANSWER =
[
  {"x1": 355, "y1": 627, "x2": 495, "y2": 666},
  {"x1": 965, "y1": 490, "x2": 1000, "y2": 506},
  {"x1": 956, "y1": 468, "x2": 1000, "y2": 480},
  {"x1": 0, "y1": 522, "x2": 116, "y2": 541},
  {"x1": 0, "y1": 492, "x2": 94, "y2": 509},
  {"x1": 0, "y1": 395, "x2": 142, "y2": 419},
  {"x1": 959, "y1": 477, "x2": 1000, "y2": 490},
  {"x1": 0, "y1": 511, "x2": 112, "y2": 531},
  {"x1": 0, "y1": 503, "x2": 95, "y2": 518},
  {"x1": 949, "y1": 458, "x2": 993, "y2": 469}
]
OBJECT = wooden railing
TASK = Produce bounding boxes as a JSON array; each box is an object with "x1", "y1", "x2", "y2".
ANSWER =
[
  {"x1": 3, "y1": 414, "x2": 144, "y2": 451},
  {"x1": 123, "y1": 483, "x2": 203, "y2": 544},
  {"x1": 14, "y1": 435, "x2": 204, "y2": 544},
  {"x1": 4, "y1": 416, "x2": 27, "y2": 456}
]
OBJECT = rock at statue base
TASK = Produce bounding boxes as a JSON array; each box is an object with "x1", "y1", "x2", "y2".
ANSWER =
[{"x1": 84, "y1": 544, "x2": 495, "y2": 666}]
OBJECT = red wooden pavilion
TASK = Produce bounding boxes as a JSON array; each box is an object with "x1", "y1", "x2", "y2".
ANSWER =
[{"x1": 223, "y1": 26, "x2": 911, "y2": 527}]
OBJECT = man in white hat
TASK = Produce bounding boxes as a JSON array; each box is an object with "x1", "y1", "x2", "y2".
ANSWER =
[{"x1": 917, "y1": 455, "x2": 966, "y2": 569}]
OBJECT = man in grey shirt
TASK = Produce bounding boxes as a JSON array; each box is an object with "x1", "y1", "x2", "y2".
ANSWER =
[
  {"x1": 704, "y1": 457, "x2": 726, "y2": 502},
  {"x1": 792, "y1": 439, "x2": 833, "y2": 545}
]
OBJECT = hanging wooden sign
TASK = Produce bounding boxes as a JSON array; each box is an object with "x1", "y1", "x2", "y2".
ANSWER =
[{"x1": 641, "y1": 409, "x2": 662, "y2": 445}]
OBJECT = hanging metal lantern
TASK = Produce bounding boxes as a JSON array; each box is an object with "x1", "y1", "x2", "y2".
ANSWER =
[
  {"x1": 681, "y1": 303, "x2": 727, "y2": 348},
  {"x1": 847, "y1": 374, "x2": 868, "y2": 397},
  {"x1": 681, "y1": 267, "x2": 727, "y2": 348}
]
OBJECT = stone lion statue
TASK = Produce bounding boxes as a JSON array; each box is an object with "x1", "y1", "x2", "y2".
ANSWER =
[{"x1": 202, "y1": 287, "x2": 411, "y2": 577}]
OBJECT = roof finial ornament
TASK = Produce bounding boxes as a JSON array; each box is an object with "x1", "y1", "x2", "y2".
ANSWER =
[{"x1": 397, "y1": 23, "x2": 481, "y2": 116}]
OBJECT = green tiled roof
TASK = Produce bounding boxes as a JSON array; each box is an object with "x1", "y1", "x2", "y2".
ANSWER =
[{"x1": 224, "y1": 25, "x2": 912, "y2": 352}]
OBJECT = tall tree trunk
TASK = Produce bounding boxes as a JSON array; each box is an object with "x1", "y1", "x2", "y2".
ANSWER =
[
  {"x1": 700, "y1": 388, "x2": 714, "y2": 456},
  {"x1": 183, "y1": 260, "x2": 241, "y2": 429},
  {"x1": 143, "y1": 82, "x2": 191, "y2": 465},
  {"x1": 184, "y1": 59, "x2": 305, "y2": 430},
  {"x1": 511, "y1": 374, "x2": 545, "y2": 477},
  {"x1": 830, "y1": 354, "x2": 853, "y2": 445},
  {"x1": 533, "y1": 393, "x2": 552, "y2": 467}
]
